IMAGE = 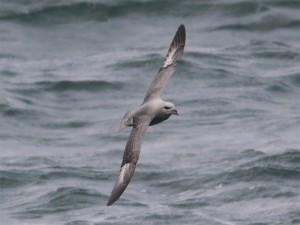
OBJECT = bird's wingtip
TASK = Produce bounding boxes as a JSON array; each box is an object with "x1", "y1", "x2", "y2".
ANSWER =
[
  {"x1": 107, "y1": 163, "x2": 136, "y2": 206},
  {"x1": 107, "y1": 200, "x2": 113, "y2": 206},
  {"x1": 162, "y1": 24, "x2": 186, "y2": 68}
]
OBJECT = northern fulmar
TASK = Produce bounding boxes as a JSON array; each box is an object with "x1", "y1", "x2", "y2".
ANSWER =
[{"x1": 107, "y1": 24, "x2": 186, "y2": 206}]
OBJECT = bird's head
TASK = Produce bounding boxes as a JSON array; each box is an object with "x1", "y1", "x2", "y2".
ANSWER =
[{"x1": 161, "y1": 102, "x2": 179, "y2": 116}]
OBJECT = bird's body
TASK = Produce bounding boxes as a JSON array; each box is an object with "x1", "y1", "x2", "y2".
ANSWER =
[{"x1": 107, "y1": 25, "x2": 186, "y2": 206}]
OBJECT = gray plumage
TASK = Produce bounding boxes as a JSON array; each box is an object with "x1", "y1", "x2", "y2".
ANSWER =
[{"x1": 107, "y1": 24, "x2": 186, "y2": 206}]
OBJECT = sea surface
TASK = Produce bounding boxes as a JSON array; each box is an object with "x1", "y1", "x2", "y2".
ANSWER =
[{"x1": 1, "y1": 0, "x2": 300, "y2": 224}]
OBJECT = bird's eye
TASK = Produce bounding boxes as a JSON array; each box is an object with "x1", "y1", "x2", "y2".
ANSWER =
[{"x1": 164, "y1": 106, "x2": 171, "y2": 110}]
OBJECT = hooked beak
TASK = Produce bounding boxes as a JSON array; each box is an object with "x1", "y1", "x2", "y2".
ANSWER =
[{"x1": 172, "y1": 109, "x2": 179, "y2": 116}]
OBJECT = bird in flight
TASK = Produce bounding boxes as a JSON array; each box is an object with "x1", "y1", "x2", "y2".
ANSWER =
[{"x1": 107, "y1": 24, "x2": 186, "y2": 206}]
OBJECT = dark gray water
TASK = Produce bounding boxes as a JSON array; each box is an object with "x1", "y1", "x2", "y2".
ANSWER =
[{"x1": 1, "y1": 0, "x2": 300, "y2": 224}]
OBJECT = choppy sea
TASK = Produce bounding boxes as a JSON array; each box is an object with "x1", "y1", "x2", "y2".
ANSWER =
[{"x1": 1, "y1": 0, "x2": 300, "y2": 224}]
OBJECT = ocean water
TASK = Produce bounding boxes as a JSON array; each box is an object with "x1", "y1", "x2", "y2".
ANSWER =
[{"x1": 1, "y1": 0, "x2": 300, "y2": 224}]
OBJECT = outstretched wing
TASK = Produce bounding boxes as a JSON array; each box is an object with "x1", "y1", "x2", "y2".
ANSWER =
[
  {"x1": 107, "y1": 116, "x2": 151, "y2": 206},
  {"x1": 142, "y1": 24, "x2": 186, "y2": 104}
]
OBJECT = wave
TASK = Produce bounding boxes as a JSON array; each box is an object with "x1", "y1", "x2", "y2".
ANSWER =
[
  {"x1": 0, "y1": 79, "x2": 122, "y2": 122},
  {"x1": 222, "y1": 150, "x2": 300, "y2": 183},
  {"x1": 12, "y1": 186, "x2": 104, "y2": 218},
  {"x1": 221, "y1": 40, "x2": 300, "y2": 93},
  {"x1": 35, "y1": 80, "x2": 123, "y2": 92},
  {"x1": 0, "y1": 170, "x2": 37, "y2": 188},
  {"x1": 266, "y1": 72, "x2": 300, "y2": 94},
  {"x1": 247, "y1": 40, "x2": 300, "y2": 60},
  {"x1": 0, "y1": 1, "x2": 176, "y2": 25},
  {"x1": 213, "y1": 14, "x2": 300, "y2": 31},
  {"x1": 0, "y1": 102, "x2": 41, "y2": 119},
  {"x1": 0, "y1": 2, "x2": 118, "y2": 25},
  {"x1": 163, "y1": 150, "x2": 300, "y2": 210},
  {"x1": 0, "y1": 156, "x2": 109, "y2": 189},
  {"x1": 150, "y1": 150, "x2": 300, "y2": 192},
  {"x1": 225, "y1": 40, "x2": 300, "y2": 58},
  {"x1": 2, "y1": 0, "x2": 299, "y2": 25},
  {"x1": 5, "y1": 80, "x2": 123, "y2": 96},
  {"x1": 65, "y1": 220, "x2": 90, "y2": 225}
]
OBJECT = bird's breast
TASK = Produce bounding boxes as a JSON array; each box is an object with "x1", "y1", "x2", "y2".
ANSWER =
[{"x1": 149, "y1": 113, "x2": 171, "y2": 126}]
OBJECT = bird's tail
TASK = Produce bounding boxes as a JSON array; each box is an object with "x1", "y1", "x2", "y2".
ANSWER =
[{"x1": 117, "y1": 110, "x2": 134, "y2": 132}]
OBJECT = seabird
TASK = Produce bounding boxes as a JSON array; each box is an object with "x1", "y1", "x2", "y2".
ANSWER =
[{"x1": 107, "y1": 24, "x2": 186, "y2": 206}]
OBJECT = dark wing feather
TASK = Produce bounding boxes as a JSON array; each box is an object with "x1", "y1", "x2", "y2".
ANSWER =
[
  {"x1": 107, "y1": 116, "x2": 151, "y2": 206},
  {"x1": 142, "y1": 24, "x2": 186, "y2": 104}
]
